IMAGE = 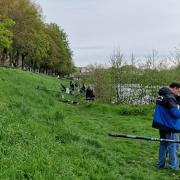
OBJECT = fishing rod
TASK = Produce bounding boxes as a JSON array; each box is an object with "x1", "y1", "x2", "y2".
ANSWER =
[
  {"x1": 36, "y1": 86, "x2": 81, "y2": 104},
  {"x1": 36, "y1": 86, "x2": 85, "y2": 98},
  {"x1": 108, "y1": 133, "x2": 180, "y2": 143},
  {"x1": 35, "y1": 86, "x2": 60, "y2": 93}
]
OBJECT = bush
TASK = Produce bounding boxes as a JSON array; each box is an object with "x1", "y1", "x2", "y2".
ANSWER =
[{"x1": 114, "y1": 105, "x2": 153, "y2": 116}]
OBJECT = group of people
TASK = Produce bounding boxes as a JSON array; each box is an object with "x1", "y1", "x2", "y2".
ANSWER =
[
  {"x1": 60, "y1": 81, "x2": 95, "y2": 101},
  {"x1": 153, "y1": 82, "x2": 180, "y2": 170}
]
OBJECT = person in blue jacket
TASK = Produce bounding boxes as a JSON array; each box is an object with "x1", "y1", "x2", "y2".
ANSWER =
[{"x1": 153, "y1": 82, "x2": 180, "y2": 170}]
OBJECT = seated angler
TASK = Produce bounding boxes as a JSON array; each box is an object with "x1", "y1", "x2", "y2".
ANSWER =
[{"x1": 86, "y1": 86, "x2": 95, "y2": 101}]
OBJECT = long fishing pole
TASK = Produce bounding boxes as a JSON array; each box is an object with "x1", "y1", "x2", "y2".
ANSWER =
[
  {"x1": 36, "y1": 86, "x2": 81, "y2": 104},
  {"x1": 35, "y1": 86, "x2": 60, "y2": 93},
  {"x1": 109, "y1": 133, "x2": 180, "y2": 143}
]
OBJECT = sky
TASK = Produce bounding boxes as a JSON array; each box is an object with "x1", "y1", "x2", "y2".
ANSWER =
[{"x1": 35, "y1": 0, "x2": 180, "y2": 67}]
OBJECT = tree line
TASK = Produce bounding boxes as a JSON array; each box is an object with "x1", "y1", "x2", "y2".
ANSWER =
[
  {"x1": 0, "y1": 0, "x2": 74, "y2": 75},
  {"x1": 84, "y1": 50, "x2": 180, "y2": 104}
]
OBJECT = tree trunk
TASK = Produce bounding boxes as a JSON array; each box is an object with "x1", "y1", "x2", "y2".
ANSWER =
[
  {"x1": 15, "y1": 51, "x2": 19, "y2": 67},
  {"x1": 1, "y1": 48, "x2": 7, "y2": 65},
  {"x1": 21, "y1": 54, "x2": 25, "y2": 69}
]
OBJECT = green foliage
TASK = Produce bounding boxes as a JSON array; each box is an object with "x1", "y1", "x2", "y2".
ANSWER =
[
  {"x1": 44, "y1": 23, "x2": 74, "y2": 75},
  {"x1": 86, "y1": 61, "x2": 180, "y2": 104},
  {"x1": 0, "y1": 16, "x2": 15, "y2": 48},
  {"x1": 30, "y1": 30, "x2": 49, "y2": 65},
  {"x1": 115, "y1": 105, "x2": 153, "y2": 116},
  {"x1": 84, "y1": 65, "x2": 113, "y2": 103},
  {"x1": 0, "y1": 0, "x2": 74, "y2": 74}
]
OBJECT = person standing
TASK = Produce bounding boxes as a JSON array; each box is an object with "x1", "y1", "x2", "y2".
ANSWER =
[{"x1": 153, "y1": 82, "x2": 180, "y2": 170}]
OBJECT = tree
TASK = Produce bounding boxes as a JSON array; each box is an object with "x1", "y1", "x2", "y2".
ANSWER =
[
  {"x1": 0, "y1": 0, "x2": 74, "y2": 74},
  {"x1": 0, "y1": 16, "x2": 14, "y2": 48},
  {"x1": 44, "y1": 23, "x2": 74, "y2": 75},
  {"x1": 0, "y1": 16, "x2": 15, "y2": 64}
]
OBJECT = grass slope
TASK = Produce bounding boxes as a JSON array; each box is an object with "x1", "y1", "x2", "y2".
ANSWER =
[{"x1": 0, "y1": 68, "x2": 179, "y2": 180}]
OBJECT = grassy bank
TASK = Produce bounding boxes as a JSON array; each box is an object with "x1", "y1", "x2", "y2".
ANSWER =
[{"x1": 0, "y1": 68, "x2": 179, "y2": 179}]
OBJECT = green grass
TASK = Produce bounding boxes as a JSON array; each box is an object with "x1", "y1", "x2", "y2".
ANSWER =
[{"x1": 0, "y1": 67, "x2": 180, "y2": 179}]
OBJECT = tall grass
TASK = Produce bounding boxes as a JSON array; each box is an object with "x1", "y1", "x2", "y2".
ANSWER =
[{"x1": 0, "y1": 67, "x2": 179, "y2": 179}]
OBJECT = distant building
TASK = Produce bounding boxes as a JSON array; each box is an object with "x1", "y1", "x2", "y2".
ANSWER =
[{"x1": 80, "y1": 67, "x2": 90, "y2": 75}]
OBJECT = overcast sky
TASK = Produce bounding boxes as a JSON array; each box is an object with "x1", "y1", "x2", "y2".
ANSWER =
[{"x1": 36, "y1": 0, "x2": 180, "y2": 67}]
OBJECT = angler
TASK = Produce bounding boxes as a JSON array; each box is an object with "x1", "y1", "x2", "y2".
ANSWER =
[
  {"x1": 152, "y1": 82, "x2": 180, "y2": 170},
  {"x1": 110, "y1": 82, "x2": 180, "y2": 171}
]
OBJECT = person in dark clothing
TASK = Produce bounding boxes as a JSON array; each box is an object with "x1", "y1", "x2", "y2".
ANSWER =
[
  {"x1": 153, "y1": 82, "x2": 180, "y2": 170},
  {"x1": 70, "y1": 81, "x2": 75, "y2": 91},
  {"x1": 86, "y1": 86, "x2": 95, "y2": 101},
  {"x1": 60, "y1": 84, "x2": 66, "y2": 92},
  {"x1": 80, "y1": 84, "x2": 86, "y2": 93},
  {"x1": 75, "y1": 81, "x2": 78, "y2": 88}
]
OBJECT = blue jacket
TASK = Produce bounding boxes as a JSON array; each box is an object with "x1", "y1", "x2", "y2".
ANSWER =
[{"x1": 152, "y1": 87, "x2": 180, "y2": 132}]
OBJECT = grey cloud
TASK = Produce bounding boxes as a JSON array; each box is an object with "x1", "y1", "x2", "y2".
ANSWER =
[{"x1": 36, "y1": 0, "x2": 180, "y2": 66}]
